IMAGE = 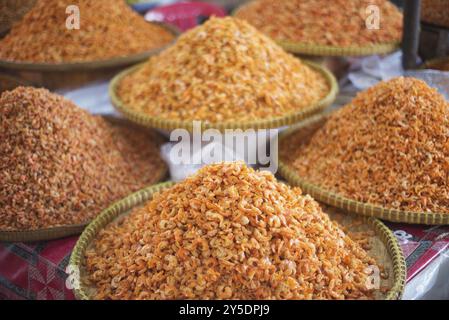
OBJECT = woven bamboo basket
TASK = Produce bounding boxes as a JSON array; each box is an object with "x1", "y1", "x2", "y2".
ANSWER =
[
  {"x1": 232, "y1": 2, "x2": 401, "y2": 57},
  {"x1": 0, "y1": 23, "x2": 179, "y2": 91},
  {"x1": 69, "y1": 182, "x2": 405, "y2": 300},
  {"x1": 0, "y1": 117, "x2": 168, "y2": 242},
  {"x1": 422, "y1": 56, "x2": 449, "y2": 71},
  {"x1": 109, "y1": 60, "x2": 338, "y2": 132},
  {"x1": 278, "y1": 113, "x2": 449, "y2": 225}
]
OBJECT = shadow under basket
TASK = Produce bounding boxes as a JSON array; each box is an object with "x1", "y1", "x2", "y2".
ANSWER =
[{"x1": 69, "y1": 182, "x2": 406, "y2": 300}]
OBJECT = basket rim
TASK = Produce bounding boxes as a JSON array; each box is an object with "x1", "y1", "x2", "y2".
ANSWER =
[
  {"x1": 278, "y1": 113, "x2": 449, "y2": 225},
  {"x1": 69, "y1": 181, "x2": 406, "y2": 300},
  {"x1": 277, "y1": 40, "x2": 401, "y2": 57},
  {"x1": 0, "y1": 22, "x2": 180, "y2": 72},
  {"x1": 70, "y1": 182, "x2": 175, "y2": 300},
  {"x1": 109, "y1": 60, "x2": 338, "y2": 132},
  {"x1": 0, "y1": 117, "x2": 168, "y2": 242},
  {"x1": 232, "y1": 2, "x2": 401, "y2": 57}
]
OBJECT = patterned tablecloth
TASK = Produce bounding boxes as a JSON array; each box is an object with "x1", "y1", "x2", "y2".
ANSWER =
[
  {"x1": 0, "y1": 237, "x2": 77, "y2": 300},
  {"x1": 385, "y1": 223, "x2": 449, "y2": 282},
  {"x1": 1, "y1": 224, "x2": 448, "y2": 300}
]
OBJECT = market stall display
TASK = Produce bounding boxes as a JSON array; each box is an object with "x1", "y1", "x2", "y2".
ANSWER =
[
  {"x1": 111, "y1": 17, "x2": 337, "y2": 131},
  {"x1": 234, "y1": 0, "x2": 403, "y2": 56},
  {"x1": 71, "y1": 162, "x2": 405, "y2": 300},
  {"x1": 0, "y1": 0, "x2": 448, "y2": 303},
  {"x1": 279, "y1": 77, "x2": 449, "y2": 225},
  {"x1": 0, "y1": 87, "x2": 167, "y2": 241}
]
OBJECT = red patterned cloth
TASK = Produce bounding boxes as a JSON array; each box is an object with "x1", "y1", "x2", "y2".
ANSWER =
[
  {"x1": 0, "y1": 237, "x2": 77, "y2": 300},
  {"x1": 0, "y1": 224, "x2": 448, "y2": 300},
  {"x1": 386, "y1": 223, "x2": 449, "y2": 282},
  {"x1": 145, "y1": 1, "x2": 226, "y2": 32}
]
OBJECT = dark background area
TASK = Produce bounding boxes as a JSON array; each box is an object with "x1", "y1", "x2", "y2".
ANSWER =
[{"x1": 391, "y1": 0, "x2": 404, "y2": 8}]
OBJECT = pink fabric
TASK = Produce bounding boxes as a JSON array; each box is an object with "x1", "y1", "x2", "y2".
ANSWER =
[
  {"x1": 386, "y1": 223, "x2": 449, "y2": 281},
  {"x1": 0, "y1": 237, "x2": 77, "y2": 300},
  {"x1": 145, "y1": 1, "x2": 226, "y2": 32}
]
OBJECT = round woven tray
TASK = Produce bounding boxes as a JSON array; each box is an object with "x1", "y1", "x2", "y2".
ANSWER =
[
  {"x1": 232, "y1": 3, "x2": 401, "y2": 57},
  {"x1": 0, "y1": 117, "x2": 169, "y2": 242},
  {"x1": 279, "y1": 113, "x2": 449, "y2": 225},
  {"x1": 0, "y1": 23, "x2": 179, "y2": 72},
  {"x1": 109, "y1": 60, "x2": 338, "y2": 132},
  {"x1": 70, "y1": 182, "x2": 406, "y2": 300}
]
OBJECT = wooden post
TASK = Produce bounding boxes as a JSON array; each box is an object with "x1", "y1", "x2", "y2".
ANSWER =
[{"x1": 402, "y1": 0, "x2": 421, "y2": 70}]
